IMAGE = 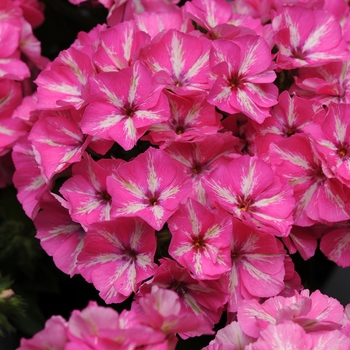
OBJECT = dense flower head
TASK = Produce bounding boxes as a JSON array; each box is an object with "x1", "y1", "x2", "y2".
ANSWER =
[{"x1": 12, "y1": 0, "x2": 350, "y2": 348}]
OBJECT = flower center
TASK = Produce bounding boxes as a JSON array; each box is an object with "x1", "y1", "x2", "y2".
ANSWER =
[
  {"x1": 149, "y1": 197, "x2": 158, "y2": 206},
  {"x1": 193, "y1": 237, "x2": 204, "y2": 249},
  {"x1": 100, "y1": 190, "x2": 112, "y2": 202},
  {"x1": 338, "y1": 146, "x2": 348, "y2": 157},
  {"x1": 237, "y1": 196, "x2": 253, "y2": 212},
  {"x1": 176, "y1": 126, "x2": 185, "y2": 135}
]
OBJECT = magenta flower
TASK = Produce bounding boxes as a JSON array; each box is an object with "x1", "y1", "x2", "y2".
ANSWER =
[
  {"x1": 28, "y1": 108, "x2": 91, "y2": 180},
  {"x1": 204, "y1": 155, "x2": 295, "y2": 236},
  {"x1": 223, "y1": 218, "x2": 286, "y2": 312},
  {"x1": 59, "y1": 153, "x2": 125, "y2": 227},
  {"x1": 272, "y1": 5, "x2": 349, "y2": 69},
  {"x1": 81, "y1": 61, "x2": 169, "y2": 150},
  {"x1": 34, "y1": 193, "x2": 86, "y2": 276},
  {"x1": 77, "y1": 217, "x2": 157, "y2": 303},
  {"x1": 208, "y1": 35, "x2": 278, "y2": 123},
  {"x1": 107, "y1": 147, "x2": 192, "y2": 230},
  {"x1": 168, "y1": 199, "x2": 232, "y2": 280},
  {"x1": 141, "y1": 29, "x2": 211, "y2": 94}
]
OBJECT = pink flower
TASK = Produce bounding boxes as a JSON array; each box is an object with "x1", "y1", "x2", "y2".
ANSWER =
[
  {"x1": 208, "y1": 35, "x2": 278, "y2": 123},
  {"x1": 223, "y1": 218, "x2": 286, "y2": 312},
  {"x1": 135, "y1": 285, "x2": 214, "y2": 340},
  {"x1": 18, "y1": 315, "x2": 68, "y2": 350},
  {"x1": 141, "y1": 29, "x2": 211, "y2": 94},
  {"x1": 59, "y1": 153, "x2": 125, "y2": 227},
  {"x1": 77, "y1": 217, "x2": 157, "y2": 303},
  {"x1": 307, "y1": 103, "x2": 350, "y2": 187},
  {"x1": 203, "y1": 321, "x2": 255, "y2": 350},
  {"x1": 34, "y1": 193, "x2": 86, "y2": 276},
  {"x1": 107, "y1": 147, "x2": 192, "y2": 230},
  {"x1": 168, "y1": 199, "x2": 232, "y2": 280},
  {"x1": 143, "y1": 90, "x2": 222, "y2": 148},
  {"x1": 204, "y1": 155, "x2": 295, "y2": 236},
  {"x1": 29, "y1": 108, "x2": 91, "y2": 180},
  {"x1": 238, "y1": 289, "x2": 344, "y2": 338},
  {"x1": 141, "y1": 258, "x2": 228, "y2": 328},
  {"x1": 81, "y1": 61, "x2": 169, "y2": 151},
  {"x1": 272, "y1": 5, "x2": 349, "y2": 69},
  {"x1": 270, "y1": 133, "x2": 350, "y2": 225},
  {"x1": 320, "y1": 223, "x2": 350, "y2": 267}
]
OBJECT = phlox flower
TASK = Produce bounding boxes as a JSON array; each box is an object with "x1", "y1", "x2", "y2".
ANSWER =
[
  {"x1": 35, "y1": 46, "x2": 96, "y2": 110},
  {"x1": 34, "y1": 193, "x2": 86, "y2": 276},
  {"x1": 272, "y1": 5, "x2": 349, "y2": 69},
  {"x1": 185, "y1": 0, "x2": 262, "y2": 39},
  {"x1": 135, "y1": 285, "x2": 214, "y2": 342},
  {"x1": 167, "y1": 199, "x2": 232, "y2": 280},
  {"x1": 203, "y1": 321, "x2": 255, "y2": 350},
  {"x1": 107, "y1": 147, "x2": 192, "y2": 230},
  {"x1": 281, "y1": 226, "x2": 318, "y2": 260},
  {"x1": 59, "y1": 153, "x2": 125, "y2": 227},
  {"x1": 140, "y1": 258, "x2": 229, "y2": 328},
  {"x1": 67, "y1": 301, "x2": 164, "y2": 349},
  {"x1": 134, "y1": 9, "x2": 194, "y2": 39},
  {"x1": 77, "y1": 217, "x2": 157, "y2": 303},
  {"x1": 306, "y1": 103, "x2": 350, "y2": 187},
  {"x1": 12, "y1": 135, "x2": 52, "y2": 219},
  {"x1": 237, "y1": 289, "x2": 344, "y2": 338},
  {"x1": 223, "y1": 218, "x2": 286, "y2": 312},
  {"x1": 270, "y1": 133, "x2": 350, "y2": 225},
  {"x1": 143, "y1": 91, "x2": 222, "y2": 148},
  {"x1": 208, "y1": 35, "x2": 278, "y2": 123},
  {"x1": 246, "y1": 322, "x2": 313, "y2": 350},
  {"x1": 81, "y1": 61, "x2": 169, "y2": 151},
  {"x1": 29, "y1": 108, "x2": 91, "y2": 180},
  {"x1": 254, "y1": 90, "x2": 325, "y2": 160},
  {"x1": 203, "y1": 154, "x2": 295, "y2": 236},
  {"x1": 164, "y1": 133, "x2": 239, "y2": 205},
  {"x1": 320, "y1": 223, "x2": 350, "y2": 268},
  {"x1": 18, "y1": 315, "x2": 68, "y2": 350},
  {"x1": 280, "y1": 255, "x2": 303, "y2": 297},
  {"x1": 292, "y1": 61, "x2": 350, "y2": 105},
  {"x1": 141, "y1": 29, "x2": 211, "y2": 94},
  {"x1": 93, "y1": 20, "x2": 150, "y2": 73}
]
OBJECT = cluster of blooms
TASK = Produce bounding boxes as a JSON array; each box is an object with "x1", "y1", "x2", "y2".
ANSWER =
[
  {"x1": 0, "y1": 0, "x2": 48, "y2": 188},
  {"x1": 12, "y1": 0, "x2": 350, "y2": 347}
]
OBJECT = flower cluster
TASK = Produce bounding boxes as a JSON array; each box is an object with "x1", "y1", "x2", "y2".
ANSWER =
[
  {"x1": 10, "y1": 0, "x2": 350, "y2": 348},
  {"x1": 0, "y1": 0, "x2": 48, "y2": 187}
]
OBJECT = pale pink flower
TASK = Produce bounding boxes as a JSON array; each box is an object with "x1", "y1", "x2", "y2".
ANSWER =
[
  {"x1": 203, "y1": 321, "x2": 255, "y2": 350},
  {"x1": 81, "y1": 61, "x2": 169, "y2": 151},
  {"x1": 168, "y1": 199, "x2": 232, "y2": 279},
  {"x1": 59, "y1": 153, "x2": 125, "y2": 227},
  {"x1": 203, "y1": 155, "x2": 295, "y2": 236},
  {"x1": 223, "y1": 218, "x2": 286, "y2": 312},
  {"x1": 34, "y1": 193, "x2": 86, "y2": 276},
  {"x1": 272, "y1": 5, "x2": 349, "y2": 69},
  {"x1": 208, "y1": 35, "x2": 278, "y2": 123},
  {"x1": 107, "y1": 147, "x2": 192, "y2": 230},
  {"x1": 238, "y1": 289, "x2": 344, "y2": 338},
  {"x1": 140, "y1": 258, "x2": 228, "y2": 328},
  {"x1": 77, "y1": 217, "x2": 157, "y2": 303},
  {"x1": 135, "y1": 285, "x2": 214, "y2": 340},
  {"x1": 246, "y1": 322, "x2": 313, "y2": 350},
  {"x1": 18, "y1": 315, "x2": 68, "y2": 350},
  {"x1": 141, "y1": 29, "x2": 211, "y2": 94}
]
